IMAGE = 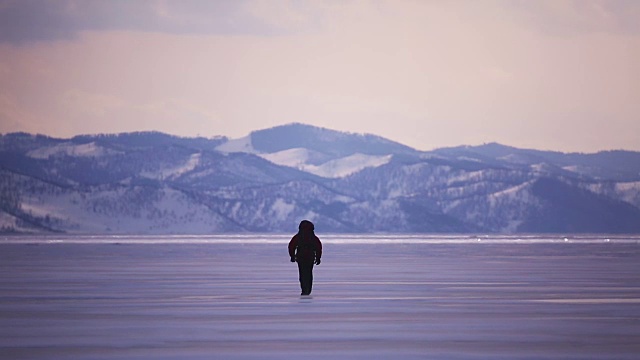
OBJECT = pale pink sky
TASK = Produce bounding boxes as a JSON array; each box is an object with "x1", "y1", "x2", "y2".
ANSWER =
[{"x1": 0, "y1": 0, "x2": 639, "y2": 152}]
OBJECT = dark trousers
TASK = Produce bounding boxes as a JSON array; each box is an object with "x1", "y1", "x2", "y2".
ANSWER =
[{"x1": 297, "y1": 260, "x2": 314, "y2": 295}]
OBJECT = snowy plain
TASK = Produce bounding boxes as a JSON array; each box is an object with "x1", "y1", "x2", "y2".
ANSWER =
[{"x1": 1, "y1": 234, "x2": 640, "y2": 359}]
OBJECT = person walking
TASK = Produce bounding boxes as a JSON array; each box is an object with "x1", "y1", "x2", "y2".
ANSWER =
[{"x1": 288, "y1": 220, "x2": 322, "y2": 296}]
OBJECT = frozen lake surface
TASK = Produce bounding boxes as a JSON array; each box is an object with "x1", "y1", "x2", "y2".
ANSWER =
[{"x1": 2, "y1": 235, "x2": 640, "y2": 359}]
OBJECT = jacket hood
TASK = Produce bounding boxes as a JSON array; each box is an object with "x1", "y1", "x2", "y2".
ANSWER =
[{"x1": 298, "y1": 220, "x2": 314, "y2": 232}]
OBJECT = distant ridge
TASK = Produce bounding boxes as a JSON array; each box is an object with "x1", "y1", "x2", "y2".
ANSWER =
[
  {"x1": 249, "y1": 123, "x2": 417, "y2": 157},
  {"x1": 1, "y1": 123, "x2": 640, "y2": 234}
]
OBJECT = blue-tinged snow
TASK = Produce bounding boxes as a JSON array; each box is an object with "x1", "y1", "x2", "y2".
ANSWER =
[
  {"x1": 215, "y1": 132, "x2": 393, "y2": 178},
  {"x1": 259, "y1": 149, "x2": 393, "y2": 178},
  {"x1": 17, "y1": 185, "x2": 234, "y2": 234},
  {"x1": 1, "y1": 235, "x2": 640, "y2": 359},
  {"x1": 588, "y1": 180, "x2": 640, "y2": 208},
  {"x1": 140, "y1": 152, "x2": 202, "y2": 179},
  {"x1": 214, "y1": 135, "x2": 256, "y2": 153},
  {"x1": 26, "y1": 141, "x2": 121, "y2": 159}
]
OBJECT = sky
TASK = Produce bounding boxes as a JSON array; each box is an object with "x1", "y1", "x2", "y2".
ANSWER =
[{"x1": 0, "y1": 0, "x2": 639, "y2": 152}]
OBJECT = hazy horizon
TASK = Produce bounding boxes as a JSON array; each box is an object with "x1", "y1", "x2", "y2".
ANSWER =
[
  {"x1": 3, "y1": 121, "x2": 639, "y2": 154},
  {"x1": 1, "y1": 0, "x2": 639, "y2": 152}
]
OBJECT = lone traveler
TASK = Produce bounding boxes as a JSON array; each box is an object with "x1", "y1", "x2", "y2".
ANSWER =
[{"x1": 288, "y1": 220, "x2": 322, "y2": 296}]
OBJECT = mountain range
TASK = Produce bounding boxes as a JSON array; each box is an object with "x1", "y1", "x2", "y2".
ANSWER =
[{"x1": 2, "y1": 123, "x2": 640, "y2": 234}]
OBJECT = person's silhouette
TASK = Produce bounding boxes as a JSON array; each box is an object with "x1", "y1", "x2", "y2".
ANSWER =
[{"x1": 288, "y1": 220, "x2": 322, "y2": 296}]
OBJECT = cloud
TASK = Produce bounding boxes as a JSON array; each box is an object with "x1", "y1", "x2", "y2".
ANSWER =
[
  {"x1": 244, "y1": 0, "x2": 319, "y2": 32},
  {"x1": 0, "y1": 0, "x2": 302, "y2": 44},
  {"x1": 507, "y1": 0, "x2": 640, "y2": 36},
  {"x1": 0, "y1": 0, "x2": 638, "y2": 152}
]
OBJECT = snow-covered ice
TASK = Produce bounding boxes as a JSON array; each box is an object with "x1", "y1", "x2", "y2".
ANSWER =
[{"x1": 1, "y1": 235, "x2": 640, "y2": 359}]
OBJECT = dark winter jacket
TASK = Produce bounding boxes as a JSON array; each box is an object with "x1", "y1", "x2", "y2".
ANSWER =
[{"x1": 288, "y1": 233, "x2": 322, "y2": 263}]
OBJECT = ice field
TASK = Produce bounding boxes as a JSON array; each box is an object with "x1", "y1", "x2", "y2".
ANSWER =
[{"x1": 1, "y1": 234, "x2": 640, "y2": 359}]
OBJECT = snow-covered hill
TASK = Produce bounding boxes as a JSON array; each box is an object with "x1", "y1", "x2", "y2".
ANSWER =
[
  {"x1": 2, "y1": 124, "x2": 640, "y2": 234},
  {"x1": 216, "y1": 123, "x2": 410, "y2": 178},
  {"x1": 259, "y1": 149, "x2": 392, "y2": 178}
]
